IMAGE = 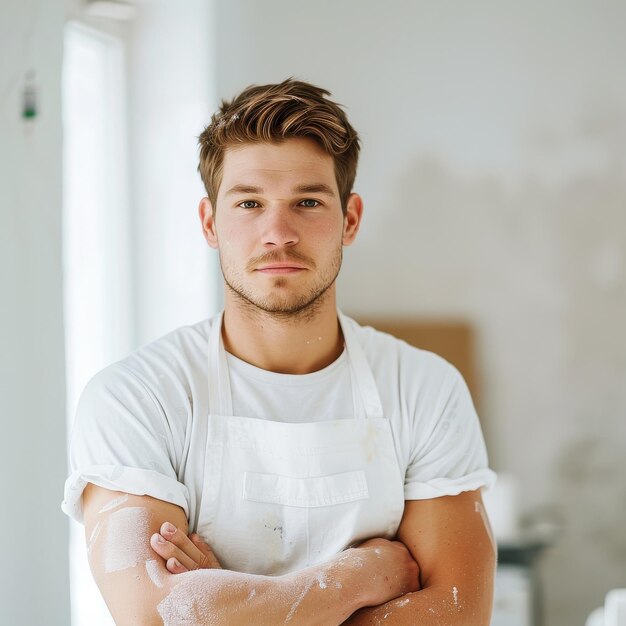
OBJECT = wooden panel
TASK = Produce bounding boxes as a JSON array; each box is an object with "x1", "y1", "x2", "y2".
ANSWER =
[{"x1": 354, "y1": 317, "x2": 480, "y2": 410}]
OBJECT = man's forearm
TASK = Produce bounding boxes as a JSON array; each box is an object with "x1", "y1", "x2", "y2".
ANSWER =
[
  {"x1": 145, "y1": 530, "x2": 420, "y2": 626},
  {"x1": 341, "y1": 584, "x2": 492, "y2": 626},
  {"x1": 153, "y1": 552, "x2": 369, "y2": 626},
  {"x1": 152, "y1": 540, "x2": 419, "y2": 626}
]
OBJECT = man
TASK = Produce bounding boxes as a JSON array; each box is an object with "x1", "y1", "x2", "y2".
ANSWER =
[{"x1": 63, "y1": 78, "x2": 497, "y2": 625}]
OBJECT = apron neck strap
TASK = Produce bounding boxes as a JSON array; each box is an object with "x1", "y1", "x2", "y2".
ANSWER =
[
  {"x1": 338, "y1": 312, "x2": 384, "y2": 419},
  {"x1": 207, "y1": 311, "x2": 233, "y2": 416}
]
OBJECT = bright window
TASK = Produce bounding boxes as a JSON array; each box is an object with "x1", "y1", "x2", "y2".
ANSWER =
[{"x1": 62, "y1": 21, "x2": 131, "y2": 626}]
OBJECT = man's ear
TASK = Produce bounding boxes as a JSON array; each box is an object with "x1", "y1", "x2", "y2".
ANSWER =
[
  {"x1": 199, "y1": 197, "x2": 219, "y2": 249},
  {"x1": 342, "y1": 193, "x2": 363, "y2": 246}
]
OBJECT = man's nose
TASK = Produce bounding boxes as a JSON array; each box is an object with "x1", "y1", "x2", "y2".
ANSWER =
[{"x1": 261, "y1": 207, "x2": 299, "y2": 247}]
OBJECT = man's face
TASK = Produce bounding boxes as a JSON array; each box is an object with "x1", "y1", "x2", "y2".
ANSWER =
[{"x1": 201, "y1": 137, "x2": 361, "y2": 316}]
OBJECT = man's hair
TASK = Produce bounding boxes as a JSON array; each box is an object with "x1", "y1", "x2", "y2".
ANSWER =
[{"x1": 197, "y1": 78, "x2": 360, "y2": 213}]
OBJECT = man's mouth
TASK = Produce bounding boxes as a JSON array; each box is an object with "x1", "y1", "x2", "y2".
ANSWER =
[
  {"x1": 255, "y1": 263, "x2": 307, "y2": 275},
  {"x1": 249, "y1": 251, "x2": 313, "y2": 274}
]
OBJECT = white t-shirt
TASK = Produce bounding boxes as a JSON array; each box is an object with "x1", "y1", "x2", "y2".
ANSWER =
[{"x1": 62, "y1": 313, "x2": 496, "y2": 525}]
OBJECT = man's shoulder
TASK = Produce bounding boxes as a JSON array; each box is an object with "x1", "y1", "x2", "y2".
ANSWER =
[
  {"x1": 86, "y1": 317, "x2": 214, "y2": 399},
  {"x1": 128, "y1": 317, "x2": 212, "y2": 370}
]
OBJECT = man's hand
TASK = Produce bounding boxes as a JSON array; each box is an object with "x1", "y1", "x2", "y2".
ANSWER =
[
  {"x1": 150, "y1": 522, "x2": 222, "y2": 574},
  {"x1": 342, "y1": 491, "x2": 497, "y2": 625},
  {"x1": 351, "y1": 538, "x2": 420, "y2": 607}
]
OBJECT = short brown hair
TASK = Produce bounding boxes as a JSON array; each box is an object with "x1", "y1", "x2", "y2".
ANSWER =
[{"x1": 197, "y1": 78, "x2": 360, "y2": 213}]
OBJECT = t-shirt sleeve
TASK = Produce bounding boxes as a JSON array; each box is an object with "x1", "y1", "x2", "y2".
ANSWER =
[
  {"x1": 61, "y1": 363, "x2": 190, "y2": 524},
  {"x1": 404, "y1": 364, "x2": 496, "y2": 500}
]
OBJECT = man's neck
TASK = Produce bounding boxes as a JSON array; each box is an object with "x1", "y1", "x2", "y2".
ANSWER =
[{"x1": 221, "y1": 293, "x2": 344, "y2": 375}]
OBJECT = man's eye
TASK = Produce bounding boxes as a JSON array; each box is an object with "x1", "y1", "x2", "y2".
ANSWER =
[
  {"x1": 238, "y1": 200, "x2": 259, "y2": 209},
  {"x1": 300, "y1": 199, "x2": 320, "y2": 208}
]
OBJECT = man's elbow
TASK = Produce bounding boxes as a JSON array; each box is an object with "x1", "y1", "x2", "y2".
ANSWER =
[
  {"x1": 415, "y1": 572, "x2": 495, "y2": 626},
  {"x1": 95, "y1": 567, "x2": 179, "y2": 626},
  {"x1": 107, "y1": 596, "x2": 166, "y2": 626}
]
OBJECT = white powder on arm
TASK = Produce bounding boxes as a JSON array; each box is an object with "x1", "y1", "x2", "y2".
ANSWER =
[
  {"x1": 154, "y1": 556, "x2": 368, "y2": 626},
  {"x1": 98, "y1": 494, "x2": 129, "y2": 514},
  {"x1": 104, "y1": 507, "x2": 151, "y2": 573},
  {"x1": 82, "y1": 485, "x2": 191, "y2": 624}
]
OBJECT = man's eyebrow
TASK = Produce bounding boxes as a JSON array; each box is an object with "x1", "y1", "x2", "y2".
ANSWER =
[
  {"x1": 224, "y1": 184, "x2": 263, "y2": 196},
  {"x1": 292, "y1": 183, "x2": 336, "y2": 196}
]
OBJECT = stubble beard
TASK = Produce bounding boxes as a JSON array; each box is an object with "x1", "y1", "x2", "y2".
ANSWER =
[{"x1": 220, "y1": 246, "x2": 343, "y2": 325}]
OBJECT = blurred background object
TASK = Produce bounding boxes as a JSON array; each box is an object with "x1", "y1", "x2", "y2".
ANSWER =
[{"x1": 586, "y1": 589, "x2": 626, "y2": 626}]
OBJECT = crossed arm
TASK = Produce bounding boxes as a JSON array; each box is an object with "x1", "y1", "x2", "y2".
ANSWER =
[{"x1": 83, "y1": 484, "x2": 496, "y2": 625}]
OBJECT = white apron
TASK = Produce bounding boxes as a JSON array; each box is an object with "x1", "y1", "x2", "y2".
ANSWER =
[{"x1": 194, "y1": 312, "x2": 405, "y2": 576}]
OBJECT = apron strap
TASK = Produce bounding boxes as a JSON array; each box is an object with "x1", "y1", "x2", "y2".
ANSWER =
[
  {"x1": 338, "y1": 312, "x2": 384, "y2": 420},
  {"x1": 207, "y1": 311, "x2": 233, "y2": 416}
]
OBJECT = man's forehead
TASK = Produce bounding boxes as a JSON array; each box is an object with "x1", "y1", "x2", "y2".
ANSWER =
[
  {"x1": 219, "y1": 139, "x2": 338, "y2": 192},
  {"x1": 223, "y1": 138, "x2": 330, "y2": 164}
]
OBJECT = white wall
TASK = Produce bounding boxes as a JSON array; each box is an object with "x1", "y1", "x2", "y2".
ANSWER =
[
  {"x1": 0, "y1": 0, "x2": 70, "y2": 624},
  {"x1": 215, "y1": 1, "x2": 626, "y2": 624},
  {"x1": 129, "y1": 0, "x2": 221, "y2": 346}
]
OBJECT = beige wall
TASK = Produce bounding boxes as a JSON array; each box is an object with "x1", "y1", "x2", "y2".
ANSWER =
[{"x1": 215, "y1": 1, "x2": 626, "y2": 623}]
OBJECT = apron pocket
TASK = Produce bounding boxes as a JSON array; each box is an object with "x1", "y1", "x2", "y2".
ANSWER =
[{"x1": 242, "y1": 470, "x2": 369, "y2": 508}]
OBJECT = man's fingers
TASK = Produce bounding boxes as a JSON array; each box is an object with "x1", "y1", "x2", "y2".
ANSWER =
[
  {"x1": 166, "y1": 557, "x2": 188, "y2": 574},
  {"x1": 190, "y1": 533, "x2": 222, "y2": 569},
  {"x1": 150, "y1": 523, "x2": 221, "y2": 572},
  {"x1": 159, "y1": 522, "x2": 212, "y2": 568},
  {"x1": 150, "y1": 533, "x2": 200, "y2": 572}
]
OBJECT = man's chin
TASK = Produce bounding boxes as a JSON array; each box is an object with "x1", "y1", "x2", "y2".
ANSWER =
[
  {"x1": 249, "y1": 299, "x2": 316, "y2": 315},
  {"x1": 234, "y1": 291, "x2": 329, "y2": 317},
  {"x1": 224, "y1": 274, "x2": 336, "y2": 317}
]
